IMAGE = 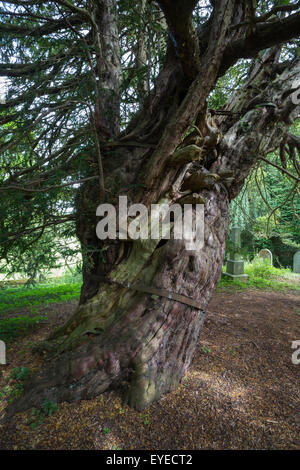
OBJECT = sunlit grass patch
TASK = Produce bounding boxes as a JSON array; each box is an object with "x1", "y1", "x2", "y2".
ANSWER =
[
  {"x1": 0, "y1": 282, "x2": 81, "y2": 314},
  {"x1": 218, "y1": 258, "x2": 300, "y2": 291}
]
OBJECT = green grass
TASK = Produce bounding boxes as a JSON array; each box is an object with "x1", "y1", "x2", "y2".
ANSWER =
[
  {"x1": 0, "y1": 259, "x2": 298, "y2": 325},
  {"x1": 218, "y1": 258, "x2": 300, "y2": 291},
  {"x1": 0, "y1": 314, "x2": 47, "y2": 342},
  {"x1": 0, "y1": 282, "x2": 81, "y2": 315}
]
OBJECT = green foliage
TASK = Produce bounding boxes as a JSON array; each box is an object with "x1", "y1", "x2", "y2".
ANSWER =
[
  {"x1": 41, "y1": 397, "x2": 58, "y2": 417},
  {"x1": 0, "y1": 230, "x2": 81, "y2": 284},
  {"x1": 0, "y1": 314, "x2": 47, "y2": 342},
  {"x1": 27, "y1": 398, "x2": 58, "y2": 430},
  {"x1": 230, "y1": 131, "x2": 300, "y2": 261},
  {"x1": 239, "y1": 230, "x2": 299, "y2": 268},
  {"x1": 0, "y1": 0, "x2": 169, "y2": 278},
  {"x1": 229, "y1": 147, "x2": 300, "y2": 269},
  {"x1": 27, "y1": 408, "x2": 44, "y2": 429},
  {"x1": 200, "y1": 345, "x2": 211, "y2": 354},
  {"x1": 252, "y1": 215, "x2": 277, "y2": 235},
  {"x1": 208, "y1": 61, "x2": 251, "y2": 109},
  {"x1": 8, "y1": 365, "x2": 30, "y2": 382},
  {"x1": 2, "y1": 366, "x2": 31, "y2": 403},
  {"x1": 56, "y1": 265, "x2": 83, "y2": 285},
  {"x1": 246, "y1": 257, "x2": 287, "y2": 280},
  {"x1": 141, "y1": 413, "x2": 150, "y2": 424}
]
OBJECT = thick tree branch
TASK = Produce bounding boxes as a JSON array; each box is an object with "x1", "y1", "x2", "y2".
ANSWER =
[
  {"x1": 0, "y1": 14, "x2": 85, "y2": 37},
  {"x1": 0, "y1": 215, "x2": 75, "y2": 245},
  {"x1": 220, "y1": 12, "x2": 300, "y2": 75},
  {"x1": 256, "y1": 1, "x2": 300, "y2": 22},
  {"x1": 143, "y1": 0, "x2": 236, "y2": 195},
  {"x1": 157, "y1": 0, "x2": 198, "y2": 20},
  {"x1": 0, "y1": 51, "x2": 72, "y2": 77},
  {"x1": 0, "y1": 73, "x2": 89, "y2": 111},
  {"x1": 0, "y1": 176, "x2": 100, "y2": 193},
  {"x1": 53, "y1": 0, "x2": 92, "y2": 21},
  {"x1": 259, "y1": 156, "x2": 300, "y2": 182},
  {"x1": 156, "y1": 0, "x2": 200, "y2": 81}
]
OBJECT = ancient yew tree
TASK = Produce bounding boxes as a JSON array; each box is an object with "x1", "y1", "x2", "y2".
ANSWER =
[{"x1": 0, "y1": 1, "x2": 299, "y2": 415}]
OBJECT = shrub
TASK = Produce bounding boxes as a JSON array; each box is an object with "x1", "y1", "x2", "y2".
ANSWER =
[
  {"x1": 245, "y1": 257, "x2": 288, "y2": 279},
  {"x1": 27, "y1": 398, "x2": 58, "y2": 429},
  {"x1": 3, "y1": 366, "x2": 31, "y2": 403}
]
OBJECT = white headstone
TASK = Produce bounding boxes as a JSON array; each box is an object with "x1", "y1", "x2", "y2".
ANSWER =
[
  {"x1": 293, "y1": 251, "x2": 300, "y2": 273},
  {"x1": 0, "y1": 340, "x2": 6, "y2": 364},
  {"x1": 258, "y1": 248, "x2": 273, "y2": 265}
]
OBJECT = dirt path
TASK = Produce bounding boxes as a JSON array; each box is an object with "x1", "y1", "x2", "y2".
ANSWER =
[{"x1": 0, "y1": 289, "x2": 299, "y2": 450}]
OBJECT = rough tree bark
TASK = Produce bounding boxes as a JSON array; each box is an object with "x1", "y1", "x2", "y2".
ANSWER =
[{"x1": 4, "y1": 1, "x2": 300, "y2": 418}]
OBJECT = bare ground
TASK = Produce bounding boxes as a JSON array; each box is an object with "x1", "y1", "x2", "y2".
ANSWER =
[{"x1": 0, "y1": 289, "x2": 299, "y2": 450}]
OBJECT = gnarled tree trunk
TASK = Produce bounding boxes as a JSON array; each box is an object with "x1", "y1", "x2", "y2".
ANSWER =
[{"x1": 4, "y1": 1, "x2": 300, "y2": 418}]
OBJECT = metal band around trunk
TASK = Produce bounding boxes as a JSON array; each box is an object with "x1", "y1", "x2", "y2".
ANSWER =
[{"x1": 109, "y1": 279, "x2": 203, "y2": 310}]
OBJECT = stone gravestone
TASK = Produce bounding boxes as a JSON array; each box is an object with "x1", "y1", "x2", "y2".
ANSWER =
[
  {"x1": 0, "y1": 340, "x2": 6, "y2": 365},
  {"x1": 258, "y1": 248, "x2": 273, "y2": 265},
  {"x1": 293, "y1": 251, "x2": 300, "y2": 273},
  {"x1": 223, "y1": 226, "x2": 249, "y2": 280}
]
